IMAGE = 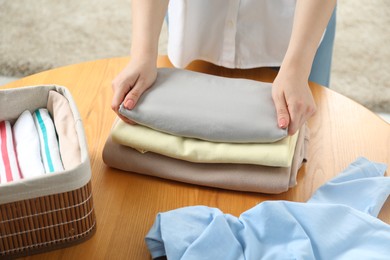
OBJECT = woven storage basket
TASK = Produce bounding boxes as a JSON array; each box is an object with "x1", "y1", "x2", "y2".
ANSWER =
[{"x1": 0, "y1": 85, "x2": 96, "y2": 258}]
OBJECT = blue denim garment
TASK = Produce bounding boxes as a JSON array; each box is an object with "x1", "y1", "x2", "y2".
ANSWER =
[
  {"x1": 309, "y1": 7, "x2": 337, "y2": 87},
  {"x1": 146, "y1": 157, "x2": 390, "y2": 260}
]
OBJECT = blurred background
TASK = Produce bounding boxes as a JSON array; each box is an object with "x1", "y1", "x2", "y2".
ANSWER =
[{"x1": 0, "y1": 0, "x2": 389, "y2": 121}]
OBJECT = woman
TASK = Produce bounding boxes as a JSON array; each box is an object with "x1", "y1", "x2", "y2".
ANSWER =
[{"x1": 111, "y1": 0, "x2": 337, "y2": 135}]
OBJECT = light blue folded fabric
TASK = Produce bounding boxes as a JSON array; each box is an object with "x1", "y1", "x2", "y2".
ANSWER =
[
  {"x1": 145, "y1": 157, "x2": 390, "y2": 260},
  {"x1": 119, "y1": 68, "x2": 287, "y2": 143}
]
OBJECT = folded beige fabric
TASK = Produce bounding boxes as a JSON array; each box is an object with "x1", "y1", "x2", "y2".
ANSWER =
[
  {"x1": 103, "y1": 125, "x2": 308, "y2": 194},
  {"x1": 111, "y1": 120, "x2": 299, "y2": 167},
  {"x1": 47, "y1": 90, "x2": 81, "y2": 170}
]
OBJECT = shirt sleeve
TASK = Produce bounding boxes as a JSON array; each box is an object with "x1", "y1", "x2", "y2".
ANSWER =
[{"x1": 308, "y1": 157, "x2": 389, "y2": 217}]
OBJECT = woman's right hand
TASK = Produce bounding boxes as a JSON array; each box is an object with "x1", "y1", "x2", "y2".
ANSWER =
[
  {"x1": 111, "y1": 57, "x2": 157, "y2": 124},
  {"x1": 111, "y1": 0, "x2": 168, "y2": 123}
]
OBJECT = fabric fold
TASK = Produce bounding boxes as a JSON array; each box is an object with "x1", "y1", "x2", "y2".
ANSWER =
[
  {"x1": 0, "y1": 120, "x2": 21, "y2": 184},
  {"x1": 103, "y1": 124, "x2": 308, "y2": 194},
  {"x1": 111, "y1": 120, "x2": 298, "y2": 167},
  {"x1": 308, "y1": 157, "x2": 390, "y2": 217},
  {"x1": 119, "y1": 68, "x2": 287, "y2": 143},
  {"x1": 145, "y1": 157, "x2": 390, "y2": 260},
  {"x1": 13, "y1": 110, "x2": 45, "y2": 178}
]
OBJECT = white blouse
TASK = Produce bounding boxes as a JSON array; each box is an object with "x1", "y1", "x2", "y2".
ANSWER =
[{"x1": 167, "y1": 0, "x2": 297, "y2": 69}]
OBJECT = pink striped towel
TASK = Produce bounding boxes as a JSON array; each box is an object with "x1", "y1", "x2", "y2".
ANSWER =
[{"x1": 0, "y1": 121, "x2": 22, "y2": 184}]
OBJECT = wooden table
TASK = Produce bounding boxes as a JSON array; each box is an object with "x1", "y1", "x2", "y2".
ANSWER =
[{"x1": 1, "y1": 56, "x2": 390, "y2": 259}]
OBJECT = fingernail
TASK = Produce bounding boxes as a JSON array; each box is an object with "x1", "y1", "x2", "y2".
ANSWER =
[
  {"x1": 124, "y1": 99, "x2": 135, "y2": 109},
  {"x1": 279, "y1": 118, "x2": 287, "y2": 128}
]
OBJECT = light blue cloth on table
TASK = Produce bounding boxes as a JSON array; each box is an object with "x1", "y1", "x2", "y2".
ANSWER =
[{"x1": 145, "y1": 157, "x2": 390, "y2": 260}]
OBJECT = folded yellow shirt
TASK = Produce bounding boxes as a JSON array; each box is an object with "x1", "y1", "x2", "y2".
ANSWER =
[{"x1": 111, "y1": 120, "x2": 299, "y2": 167}]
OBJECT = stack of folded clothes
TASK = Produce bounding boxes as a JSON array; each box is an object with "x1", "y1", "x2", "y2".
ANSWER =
[
  {"x1": 0, "y1": 90, "x2": 80, "y2": 184},
  {"x1": 103, "y1": 68, "x2": 309, "y2": 194}
]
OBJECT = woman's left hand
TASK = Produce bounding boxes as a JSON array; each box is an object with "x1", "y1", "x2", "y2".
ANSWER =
[
  {"x1": 272, "y1": 69, "x2": 317, "y2": 135},
  {"x1": 271, "y1": 0, "x2": 336, "y2": 135}
]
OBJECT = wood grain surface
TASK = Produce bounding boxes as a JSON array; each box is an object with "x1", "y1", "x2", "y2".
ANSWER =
[{"x1": 1, "y1": 56, "x2": 389, "y2": 259}]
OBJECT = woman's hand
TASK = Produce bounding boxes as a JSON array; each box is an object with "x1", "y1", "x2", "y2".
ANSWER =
[
  {"x1": 111, "y1": 0, "x2": 169, "y2": 124},
  {"x1": 272, "y1": 68, "x2": 316, "y2": 135},
  {"x1": 272, "y1": 0, "x2": 336, "y2": 135},
  {"x1": 111, "y1": 57, "x2": 157, "y2": 124}
]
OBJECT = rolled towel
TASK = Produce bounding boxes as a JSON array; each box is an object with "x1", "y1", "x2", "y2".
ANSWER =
[
  {"x1": 0, "y1": 120, "x2": 21, "y2": 183},
  {"x1": 47, "y1": 90, "x2": 81, "y2": 170},
  {"x1": 13, "y1": 110, "x2": 45, "y2": 178},
  {"x1": 33, "y1": 108, "x2": 64, "y2": 173}
]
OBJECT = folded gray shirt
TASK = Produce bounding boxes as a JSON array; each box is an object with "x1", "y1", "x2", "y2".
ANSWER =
[{"x1": 119, "y1": 68, "x2": 287, "y2": 143}]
